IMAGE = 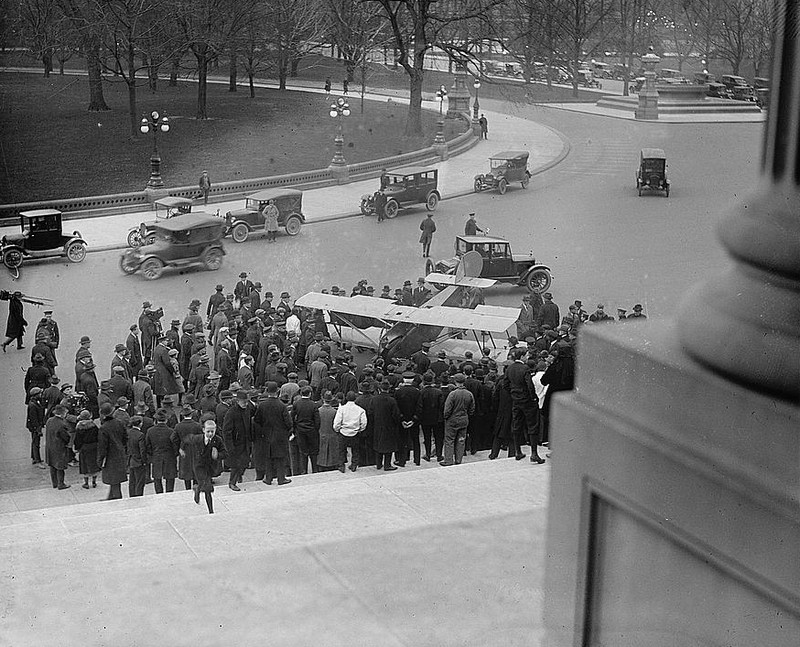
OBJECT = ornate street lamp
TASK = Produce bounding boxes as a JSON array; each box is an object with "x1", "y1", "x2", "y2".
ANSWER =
[
  {"x1": 140, "y1": 110, "x2": 170, "y2": 188},
  {"x1": 473, "y1": 78, "x2": 481, "y2": 120},
  {"x1": 329, "y1": 96, "x2": 351, "y2": 167},
  {"x1": 436, "y1": 85, "x2": 448, "y2": 115}
]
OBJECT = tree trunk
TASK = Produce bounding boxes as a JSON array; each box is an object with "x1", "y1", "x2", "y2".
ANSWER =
[
  {"x1": 406, "y1": 66, "x2": 424, "y2": 136},
  {"x1": 127, "y1": 43, "x2": 138, "y2": 139},
  {"x1": 149, "y1": 56, "x2": 158, "y2": 92},
  {"x1": 86, "y1": 45, "x2": 110, "y2": 111},
  {"x1": 279, "y1": 53, "x2": 288, "y2": 90},
  {"x1": 196, "y1": 54, "x2": 208, "y2": 119},
  {"x1": 229, "y1": 52, "x2": 237, "y2": 91},
  {"x1": 249, "y1": 71, "x2": 255, "y2": 98},
  {"x1": 42, "y1": 50, "x2": 53, "y2": 77},
  {"x1": 169, "y1": 55, "x2": 179, "y2": 86},
  {"x1": 345, "y1": 59, "x2": 356, "y2": 82}
]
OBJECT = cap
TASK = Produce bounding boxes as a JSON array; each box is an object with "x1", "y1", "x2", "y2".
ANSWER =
[
  {"x1": 543, "y1": 292, "x2": 553, "y2": 299},
  {"x1": 402, "y1": 371, "x2": 415, "y2": 379},
  {"x1": 28, "y1": 386, "x2": 42, "y2": 396},
  {"x1": 215, "y1": 284, "x2": 224, "y2": 291},
  {"x1": 633, "y1": 304, "x2": 643, "y2": 311},
  {"x1": 219, "y1": 390, "x2": 233, "y2": 399},
  {"x1": 239, "y1": 272, "x2": 248, "y2": 278},
  {"x1": 80, "y1": 335, "x2": 91, "y2": 344},
  {"x1": 112, "y1": 365, "x2": 125, "y2": 373},
  {"x1": 171, "y1": 319, "x2": 180, "y2": 325},
  {"x1": 142, "y1": 301, "x2": 152, "y2": 309}
]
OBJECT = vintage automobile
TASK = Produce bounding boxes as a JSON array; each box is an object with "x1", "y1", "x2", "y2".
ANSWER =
[
  {"x1": 473, "y1": 151, "x2": 531, "y2": 195},
  {"x1": 753, "y1": 77, "x2": 770, "y2": 109},
  {"x1": 425, "y1": 234, "x2": 552, "y2": 293},
  {"x1": 119, "y1": 212, "x2": 225, "y2": 280},
  {"x1": 636, "y1": 148, "x2": 670, "y2": 197},
  {"x1": 628, "y1": 77, "x2": 646, "y2": 93},
  {"x1": 127, "y1": 196, "x2": 193, "y2": 248},
  {"x1": 224, "y1": 188, "x2": 305, "y2": 242},
  {"x1": 1, "y1": 209, "x2": 87, "y2": 276},
  {"x1": 707, "y1": 82, "x2": 731, "y2": 99},
  {"x1": 575, "y1": 69, "x2": 602, "y2": 88},
  {"x1": 360, "y1": 167, "x2": 440, "y2": 219},
  {"x1": 720, "y1": 75, "x2": 756, "y2": 101}
]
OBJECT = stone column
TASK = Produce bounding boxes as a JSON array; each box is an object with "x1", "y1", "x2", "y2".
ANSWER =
[
  {"x1": 544, "y1": 3, "x2": 800, "y2": 645},
  {"x1": 635, "y1": 48, "x2": 660, "y2": 120},
  {"x1": 446, "y1": 62, "x2": 471, "y2": 119},
  {"x1": 676, "y1": 0, "x2": 800, "y2": 400}
]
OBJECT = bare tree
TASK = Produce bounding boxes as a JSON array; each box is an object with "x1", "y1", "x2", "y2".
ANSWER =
[
  {"x1": 747, "y1": 0, "x2": 775, "y2": 78},
  {"x1": 558, "y1": 0, "x2": 614, "y2": 96},
  {"x1": 263, "y1": 0, "x2": 326, "y2": 91},
  {"x1": 713, "y1": 0, "x2": 754, "y2": 75},
  {"x1": 17, "y1": 0, "x2": 62, "y2": 76},
  {"x1": 660, "y1": 0, "x2": 697, "y2": 72},
  {"x1": 58, "y1": 0, "x2": 110, "y2": 110}
]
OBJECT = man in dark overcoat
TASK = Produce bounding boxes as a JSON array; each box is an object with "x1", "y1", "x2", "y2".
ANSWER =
[
  {"x1": 111, "y1": 344, "x2": 134, "y2": 382},
  {"x1": 223, "y1": 390, "x2": 252, "y2": 490},
  {"x1": 506, "y1": 349, "x2": 545, "y2": 464},
  {"x1": 417, "y1": 372, "x2": 444, "y2": 461},
  {"x1": 2, "y1": 290, "x2": 27, "y2": 351},
  {"x1": 126, "y1": 324, "x2": 143, "y2": 376},
  {"x1": 24, "y1": 354, "x2": 51, "y2": 403},
  {"x1": 26, "y1": 387, "x2": 46, "y2": 465},
  {"x1": 108, "y1": 364, "x2": 134, "y2": 404},
  {"x1": 182, "y1": 420, "x2": 226, "y2": 514},
  {"x1": 253, "y1": 382, "x2": 294, "y2": 485},
  {"x1": 127, "y1": 416, "x2": 147, "y2": 497},
  {"x1": 171, "y1": 405, "x2": 203, "y2": 490},
  {"x1": 394, "y1": 372, "x2": 421, "y2": 466},
  {"x1": 97, "y1": 402, "x2": 128, "y2": 499},
  {"x1": 45, "y1": 404, "x2": 72, "y2": 488},
  {"x1": 132, "y1": 369, "x2": 155, "y2": 416},
  {"x1": 371, "y1": 381, "x2": 402, "y2": 470},
  {"x1": 145, "y1": 408, "x2": 178, "y2": 493},
  {"x1": 292, "y1": 386, "x2": 320, "y2": 474},
  {"x1": 30, "y1": 338, "x2": 57, "y2": 374},
  {"x1": 152, "y1": 336, "x2": 180, "y2": 404},
  {"x1": 441, "y1": 373, "x2": 475, "y2": 466}
]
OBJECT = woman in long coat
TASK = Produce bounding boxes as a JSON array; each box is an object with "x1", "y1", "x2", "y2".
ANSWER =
[
  {"x1": 489, "y1": 376, "x2": 516, "y2": 459},
  {"x1": 97, "y1": 403, "x2": 128, "y2": 500},
  {"x1": 371, "y1": 383, "x2": 401, "y2": 470},
  {"x1": 316, "y1": 392, "x2": 342, "y2": 471},
  {"x1": 182, "y1": 420, "x2": 226, "y2": 514},
  {"x1": 2, "y1": 291, "x2": 27, "y2": 351},
  {"x1": 73, "y1": 410, "x2": 100, "y2": 488}
]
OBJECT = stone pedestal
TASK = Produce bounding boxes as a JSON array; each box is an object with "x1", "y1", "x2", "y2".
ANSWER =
[
  {"x1": 433, "y1": 120, "x2": 448, "y2": 160},
  {"x1": 635, "y1": 51, "x2": 660, "y2": 120},
  {"x1": 543, "y1": 322, "x2": 800, "y2": 646},
  {"x1": 446, "y1": 63, "x2": 471, "y2": 119}
]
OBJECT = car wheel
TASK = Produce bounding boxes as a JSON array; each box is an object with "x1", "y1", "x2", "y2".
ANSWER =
[
  {"x1": 525, "y1": 268, "x2": 552, "y2": 294},
  {"x1": 127, "y1": 229, "x2": 142, "y2": 248},
  {"x1": 360, "y1": 198, "x2": 374, "y2": 216},
  {"x1": 385, "y1": 199, "x2": 399, "y2": 219},
  {"x1": 426, "y1": 192, "x2": 439, "y2": 211},
  {"x1": 285, "y1": 216, "x2": 302, "y2": 236},
  {"x1": 231, "y1": 223, "x2": 249, "y2": 243},
  {"x1": 425, "y1": 258, "x2": 435, "y2": 276},
  {"x1": 119, "y1": 254, "x2": 138, "y2": 275},
  {"x1": 473, "y1": 178, "x2": 482, "y2": 193},
  {"x1": 521, "y1": 175, "x2": 530, "y2": 189},
  {"x1": 2, "y1": 248, "x2": 23, "y2": 269},
  {"x1": 65, "y1": 241, "x2": 87, "y2": 263},
  {"x1": 145, "y1": 234, "x2": 156, "y2": 245},
  {"x1": 141, "y1": 257, "x2": 164, "y2": 280},
  {"x1": 203, "y1": 247, "x2": 224, "y2": 271},
  {"x1": 498, "y1": 178, "x2": 508, "y2": 195}
]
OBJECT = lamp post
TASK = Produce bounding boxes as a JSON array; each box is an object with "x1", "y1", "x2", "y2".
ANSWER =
[
  {"x1": 140, "y1": 110, "x2": 170, "y2": 188},
  {"x1": 472, "y1": 78, "x2": 481, "y2": 120},
  {"x1": 436, "y1": 85, "x2": 448, "y2": 115},
  {"x1": 329, "y1": 96, "x2": 350, "y2": 167}
]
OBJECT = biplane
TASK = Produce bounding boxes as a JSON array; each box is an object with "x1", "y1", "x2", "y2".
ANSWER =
[{"x1": 295, "y1": 270, "x2": 519, "y2": 364}]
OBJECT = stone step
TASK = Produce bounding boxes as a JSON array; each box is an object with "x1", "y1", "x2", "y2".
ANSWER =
[{"x1": 1, "y1": 456, "x2": 550, "y2": 647}]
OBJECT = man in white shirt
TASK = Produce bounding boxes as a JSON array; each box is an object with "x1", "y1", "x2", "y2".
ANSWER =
[
  {"x1": 333, "y1": 391, "x2": 367, "y2": 472},
  {"x1": 285, "y1": 309, "x2": 302, "y2": 337}
]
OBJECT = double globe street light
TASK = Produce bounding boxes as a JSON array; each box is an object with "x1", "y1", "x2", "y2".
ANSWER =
[
  {"x1": 436, "y1": 85, "x2": 448, "y2": 115},
  {"x1": 140, "y1": 110, "x2": 170, "y2": 188},
  {"x1": 329, "y1": 96, "x2": 351, "y2": 167}
]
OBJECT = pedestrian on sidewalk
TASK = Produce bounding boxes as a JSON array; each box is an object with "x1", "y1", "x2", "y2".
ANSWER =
[
  {"x1": 46, "y1": 404, "x2": 72, "y2": 489},
  {"x1": 343, "y1": 78, "x2": 349, "y2": 95},
  {"x1": 419, "y1": 213, "x2": 436, "y2": 257},
  {"x1": 26, "y1": 387, "x2": 46, "y2": 466},
  {"x1": 464, "y1": 213, "x2": 484, "y2": 236},
  {"x1": 374, "y1": 191, "x2": 387, "y2": 223},
  {"x1": 74, "y1": 410, "x2": 100, "y2": 488},
  {"x1": 478, "y1": 113, "x2": 488, "y2": 139},
  {"x1": 2, "y1": 290, "x2": 27, "y2": 352},
  {"x1": 97, "y1": 402, "x2": 128, "y2": 500},
  {"x1": 324, "y1": 77, "x2": 331, "y2": 96},
  {"x1": 261, "y1": 200, "x2": 279, "y2": 242},
  {"x1": 199, "y1": 170, "x2": 212, "y2": 205},
  {"x1": 181, "y1": 419, "x2": 225, "y2": 514}
]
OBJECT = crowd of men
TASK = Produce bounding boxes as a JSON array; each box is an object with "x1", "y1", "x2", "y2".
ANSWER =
[{"x1": 14, "y1": 270, "x2": 647, "y2": 511}]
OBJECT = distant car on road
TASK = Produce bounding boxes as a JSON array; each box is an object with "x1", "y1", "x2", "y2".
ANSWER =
[
  {"x1": 426, "y1": 233, "x2": 552, "y2": 293},
  {"x1": 360, "y1": 167, "x2": 440, "y2": 219},
  {"x1": 720, "y1": 75, "x2": 756, "y2": 102},
  {"x1": 127, "y1": 196, "x2": 193, "y2": 248},
  {"x1": 119, "y1": 212, "x2": 225, "y2": 280},
  {"x1": 636, "y1": 148, "x2": 670, "y2": 197},
  {"x1": 1, "y1": 209, "x2": 87, "y2": 275},
  {"x1": 224, "y1": 188, "x2": 305, "y2": 242},
  {"x1": 474, "y1": 151, "x2": 531, "y2": 195}
]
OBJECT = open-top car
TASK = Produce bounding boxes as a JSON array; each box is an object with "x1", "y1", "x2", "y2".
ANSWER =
[
  {"x1": 425, "y1": 233, "x2": 552, "y2": 293},
  {"x1": 473, "y1": 151, "x2": 531, "y2": 195},
  {"x1": 224, "y1": 188, "x2": 304, "y2": 242},
  {"x1": 119, "y1": 212, "x2": 225, "y2": 280},
  {"x1": 1, "y1": 209, "x2": 87, "y2": 276},
  {"x1": 127, "y1": 196, "x2": 193, "y2": 247},
  {"x1": 636, "y1": 148, "x2": 670, "y2": 197},
  {"x1": 360, "y1": 167, "x2": 440, "y2": 219},
  {"x1": 720, "y1": 75, "x2": 756, "y2": 102}
]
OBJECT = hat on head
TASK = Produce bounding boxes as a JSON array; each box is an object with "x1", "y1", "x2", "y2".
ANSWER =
[
  {"x1": 469, "y1": 212, "x2": 476, "y2": 217},
  {"x1": 453, "y1": 373, "x2": 466, "y2": 383},
  {"x1": 597, "y1": 304, "x2": 605, "y2": 309},
  {"x1": 417, "y1": 277, "x2": 425, "y2": 284},
  {"x1": 28, "y1": 386, "x2": 42, "y2": 396},
  {"x1": 80, "y1": 335, "x2": 91, "y2": 344},
  {"x1": 134, "y1": 400, "x2": 148, "y2": 413},
  {"x1": 171, "y1": 319, "x2": 180, "y2": 326},
  {"x1": 142, "y1": 301, "x2": 152, "y2": 309},
  {"x1": 220, "y1": 390, "x2": 233, "y2": 400},
  {"x1": 154, "y1": 409, "x2": 168, "y2": 423},
  {"x1": 181, "y1": 404, "x2": 195, "y2": 417},
  {"x1": 423, "y1": 372, "x2": 433, "y2": 383},
  {"x1": 215, "y1": 284, "x2": 224, "y2": 291},
  {"x1": 617, "y1": 308, "x2": 627, "y2": 313},
  {"x1": 168, "y1": 348, "x2": 179, "y2": 357},
  {"x1": 543, "y1": 292, "x2": 553, "y2": 299},
  {"x1": 264, "y1": 291, "x2": 273, "y2": 298},
  {"x1": 322, "y1": 390, "x2": 334, "y2": 403},
  {"x1": 557, "y1": 325, "x2": 570, "y2": 333},
  {"x1": 162, "y1": 394, "x2": 176, "y2": 404},
  {"x1": 49, "y1": 375, "x2": 60, "y2": 384},
  {"x1": 33, "y1": 353, "x2": 44, "y2": 362},
  {"x1": 280, "y1": 291, "x2": 289, "y2": 298},
  {"x1": 236, "y1": 390, "x2": 249, "y2": 401},
  {"x1": 254, "y1": 282, "x2": 262, "y2": 289},
  {"x1": 208, "y1": 371, "x2": 220, "y2": 380},
  {"x1": 78, "y1": 409, "x2": 93, "y2": 421},
  {"x1": 129, "y1": 324, "x2": 138, "y2": 331},
  {"x1": 383, "y1": 285, "x2": 390, "y2": 291},
  {"x1": 239, "y1": 272, "x2": 248, "y2": 278},
  {"x1": 633, "y1": 304, "x2": 643, "y2": 311},
  {"x1": 403, "y1": 280, "x2": 412, "y2": 286},
  {"x1": 288, "y1": 372, "x2": 298, "y2": 379},
  {"x1": 116, "y1": 396, "x2": 129, "y2": 406},
  {"x1": 112, "y1": 365, "x2": 125, "y2": 373},
  {"x1": 84, "y1": 361, "x2": 95, "y2": 370},
  {"x1": 402, "y1": 371, "x2": 415, "y2": 380},
  {"x1": 99, "y1": 402, "x2": 114, "y2": 417}
]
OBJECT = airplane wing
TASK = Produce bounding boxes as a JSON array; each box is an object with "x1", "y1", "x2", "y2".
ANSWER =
[
  {"x1": 402, "y1": 304, "x2": 516, "y2": 333},
  {"x1": 425, "y1": 273, "x2": 497, "y2": 289},
  {"x1": 294, "y1": 293, "x2": 406, "y2": 320},
  {"x1": 474, "y1": 304, "x2": 522, "y2": 318}
]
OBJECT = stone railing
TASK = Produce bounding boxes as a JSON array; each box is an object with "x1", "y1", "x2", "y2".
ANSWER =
[{"x1": 0, "y1": 118, "x2": 475, "y2": 225}]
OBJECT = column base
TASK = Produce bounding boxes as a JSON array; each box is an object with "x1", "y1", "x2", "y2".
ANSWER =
[{"x1": 328, "y1": 163, "x2": 349, "y2": 183}]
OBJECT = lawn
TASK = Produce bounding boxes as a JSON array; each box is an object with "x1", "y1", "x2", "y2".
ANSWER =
[{"x1": 0, "y1": 70, "x2": 450, "y2": 203}]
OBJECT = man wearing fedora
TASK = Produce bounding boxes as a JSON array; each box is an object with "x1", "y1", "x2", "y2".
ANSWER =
[
  {"x1": 254, "y1": 381, "x2": 294, "y2": 484},
  {"x1": 223, "y1": 390, "x2": 252, "y2": 490},
  {"x1": 2, "y1": 290, "x2": 27, "y2": 351},
  {"x1": 126, "y1": 324, "x2": 143, "y2": 376},
  {"x1": 171, "y1": 403, "x2": 203, "y2": 490},
  {"x1": 234, "y1": 272, "x2": 254, "y2": 309},
  {"x1": 111, "y1": 343, "x2": 134, "y2": 382}
]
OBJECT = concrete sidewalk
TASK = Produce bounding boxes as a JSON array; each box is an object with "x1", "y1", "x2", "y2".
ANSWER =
[{"x1": 0, "y1": 70, "x2": 568, "y2": 251}]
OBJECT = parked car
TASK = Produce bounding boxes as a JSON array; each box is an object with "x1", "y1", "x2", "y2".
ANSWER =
[
  {"x1": 636, "y1": 148, "x2": 670, "y2": 197},
  {"x1": 426, "y1": 234, "x2": 552, "y2": 293},
  {"x1": 127, "y1": 196, "x2": 193, "y2": 248},
  {"x1": 720, "y1": 75, "x2": 756, "y2": 101},
  {"x1": 694, "y1": 71, "x2": 716, "y2": 85},
  {"x1": 119, "y1": 212, "x2": 225, "y2": 280},
  {"x1": 360, "y1": 167, "x2": 440, "y2": 219},
  {"x1": 707, "y1": 82, "x2": 731, "y2": 99},
  {"x1": 575, "y1": 69, "x2": 602, "y2": 88},
  {"x1": 474, "y1": 151, "x2": 531, "y2": 195},
  {"x1": 224, "y1": 188, "x2": 305, "y2": 242},
  {"x1": 629, "y1": 77, "x2": 646, "y2": 93},
  {"x1": 1, "y1": 209, "x2": 87, "y2": 276},
  {"x1": 753, "y1": 77, "x2": 770, "y2": 109}
]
